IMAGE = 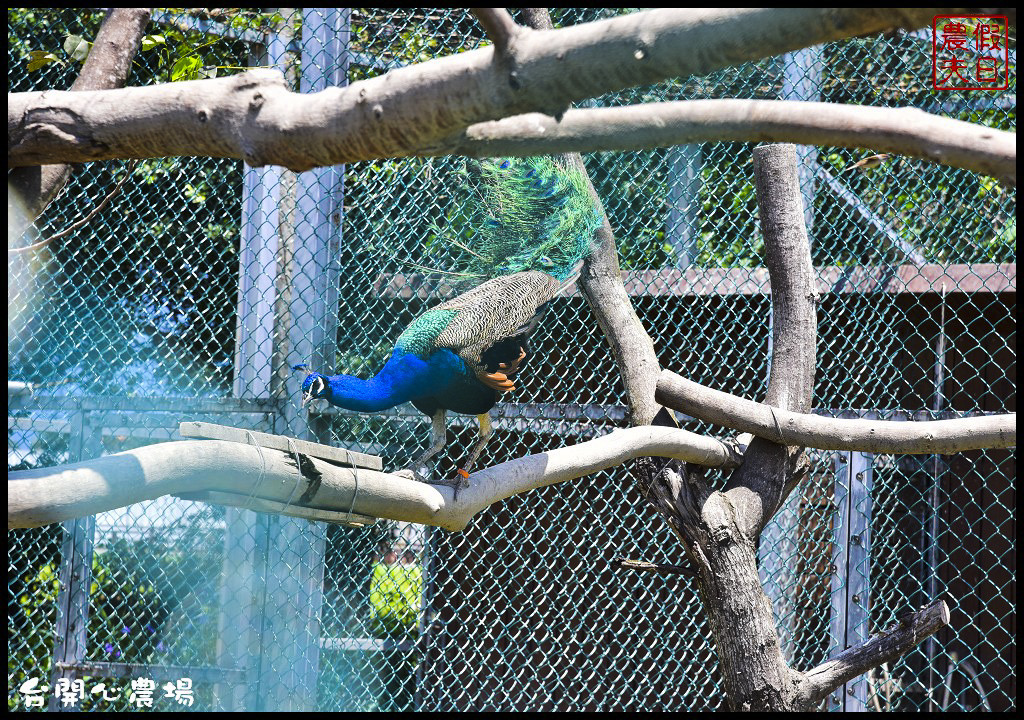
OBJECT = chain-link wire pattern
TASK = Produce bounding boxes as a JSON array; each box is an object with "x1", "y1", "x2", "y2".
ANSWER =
[{"x1": 8, "y1": 8, "x2": 1015, "y2": 712}]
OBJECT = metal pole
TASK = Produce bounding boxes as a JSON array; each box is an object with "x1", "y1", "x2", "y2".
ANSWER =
[{"x1": 925, "y1": 283, "x2": 948, "y2": 711}]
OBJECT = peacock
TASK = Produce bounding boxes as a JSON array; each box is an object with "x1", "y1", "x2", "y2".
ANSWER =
[{"x1": 300, "y1": 156, "x2": 603, "y2": 493}]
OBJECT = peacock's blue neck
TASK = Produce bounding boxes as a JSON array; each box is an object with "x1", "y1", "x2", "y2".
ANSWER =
[
  {"x1": 321, "y1": 373, "x2": 405, "y2": 413},
  {"x1": 321, "y1": 348, "x2": 469, "y2": 412}
]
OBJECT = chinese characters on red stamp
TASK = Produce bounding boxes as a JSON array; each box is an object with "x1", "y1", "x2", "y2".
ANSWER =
[{"x1": 932, "y1": 15, "x2": 1009, "y2": 90}]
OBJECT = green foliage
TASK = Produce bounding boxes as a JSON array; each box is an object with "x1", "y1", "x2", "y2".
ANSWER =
[{"x1": 8, "y1": 516, "x2": 224, "y2": 711}]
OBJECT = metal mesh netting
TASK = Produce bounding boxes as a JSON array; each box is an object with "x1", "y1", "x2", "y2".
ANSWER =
[{"x1": 8, "y1": 8, "x2": 1015, "y2": 712}]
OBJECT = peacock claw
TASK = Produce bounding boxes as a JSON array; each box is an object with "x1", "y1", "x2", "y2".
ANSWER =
[{"x1": 394, "y1": 466, "x2": 469, "y2": 500}]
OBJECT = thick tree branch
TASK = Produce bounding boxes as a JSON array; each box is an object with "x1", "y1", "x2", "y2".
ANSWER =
[
  {"x1": 9, "y1": 8, "x2": 944, "y2": 171},
  {"x1": 435, "y1": 101, "x2": 1016, "y2": 186},
  {"x1": 724, "y1": 143, "x2": 817, "y2": 538},
  {"x1": 657, "y1": 370, "x2": 1017, "y2": 453},
  {"x1": 9, "y1": 8, "x2": 150, "y2": 235},
  {"x1": 801, "y1": 600, "x2": 952, "y2": 705},
  {"x1": 652, "y1": 144, "x2": 819, "y2": 710},
  {"x1": 565, "y1": 161, "x2": 662, "y2": 426},
  {"x1": 7, "y1": 425, "x2": 743, "y2": 531}
]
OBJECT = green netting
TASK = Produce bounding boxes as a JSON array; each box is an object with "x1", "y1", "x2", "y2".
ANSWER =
[{"x1": 8, "y1": 8, "x2": 1016, "y2": 712}]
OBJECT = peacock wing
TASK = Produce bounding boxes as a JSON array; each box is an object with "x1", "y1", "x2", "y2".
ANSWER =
[{"x1": 431, "y1": 271, "x2": 559, "y2": 372}]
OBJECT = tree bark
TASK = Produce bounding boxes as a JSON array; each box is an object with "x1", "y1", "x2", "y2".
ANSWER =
[
  {"x1": 638, "y1": 145, "x2": 955, "y2": 710},
  {"x1": 437, "y1": 100, "x2": 1016, "y2": 186},
  {"x1": 657, "y1": 371, "x2": 1017, "y2": 453},
  {"x1": 9, "y1": 9, "x2": 943, "y2": 171},
  {"x1": 8, "y1": 8, "x2": 150, "y2": 236}
]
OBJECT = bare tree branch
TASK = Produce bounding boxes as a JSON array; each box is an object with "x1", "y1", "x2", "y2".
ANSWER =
[
  {"x1": 9, "y1": 8, "x2": 150, "y2": 236},
  {"x1": 9, "y1": 8, "x2": 944, "y2": 171},
  {"x1": 437, "y1": 100, "x2": 1016, "y2": 186},
  {"x1": 657, "y1": 370, "x2": 1017, "y2": 453},
  {"x1": 515, "y1": 7, "x2": 663, "y2": 427},
  {"x1": 7, "y1": 425, "x2": 744, "y2": 531},
  {"x1": 801, "y1": 600, "x2": 952, "y2": 705},
  {"x1": 471, "y1": 8, "x2": 520, "y2": 54},
  {"x1": 613, "y1": 558, "x2": 698, "y2": 579},
  {"x1": 9, "y1": 160, "x2": 137, "y2": 254}
]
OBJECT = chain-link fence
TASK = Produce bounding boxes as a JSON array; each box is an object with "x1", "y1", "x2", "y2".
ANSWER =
[{"x1": 8, "y1": 8, "x2": 1015, "y2": 712}]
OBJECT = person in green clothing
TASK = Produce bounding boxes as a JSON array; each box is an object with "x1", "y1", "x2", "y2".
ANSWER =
[{"x1": 368, "y1": 540, "x2": 423, "y2": 711}]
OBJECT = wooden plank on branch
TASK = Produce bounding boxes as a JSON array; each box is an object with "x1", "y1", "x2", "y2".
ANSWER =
[{"x1": 178, "y1": 421, "x2": 383, "y2": 471}]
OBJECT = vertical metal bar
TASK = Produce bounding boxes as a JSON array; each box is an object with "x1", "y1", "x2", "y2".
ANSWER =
[
  {"x1": 48, "y1": 407, "x2": 94, "y2": 712},
  {"x1": 217, "y1": 21, "x2": 292, "y2": 710},
  {"x1": 781, "y1": 45, "x2": 823, "y2": 245},
  {"x1": 663, "y1": 144, "x2": 701, "y2": 268},
  {"x1": 830, "y1": 450, "x2": 873, "y2": 711},
  {"x1": 845, "y1": 451, "x2": 873, "y2": 711},
  {"x1": 415, "y1": 524, "x2": 436, "y2": 710},
  {"x1": 259, "y1": 513, "x2": 327, "y2": 711},
  {"x1": 925, "y1": 284, "x2": 948, "y2": 711},
  {"x1": 249, "y1": 8, "x2": 351, "y2": 710},
  {"x1": 213, "y1": 506, "x2": 258, "y2": 710},
  {"x1": 294, "y1": 6, "x2": 349, "y2": 445},
  {"x1": 829, "y1": 451, "x2": 850, "y2": 712}
]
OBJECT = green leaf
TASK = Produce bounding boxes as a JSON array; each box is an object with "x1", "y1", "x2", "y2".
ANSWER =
[
  {"x1": 26, "y1": 50, "x2": 60, "y2": 72},
  {"x1": 63, "y1": 34, "x2": 92, "y2": 63},
  {"x1": 141, "y1": 34, "x2": 166, "y2": 52},
  {"x1": 170, "y1": 55, "x2": 202, "y2": 82}
]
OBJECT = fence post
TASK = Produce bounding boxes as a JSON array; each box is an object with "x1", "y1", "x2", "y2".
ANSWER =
[
  {"x1": 664, "y1": 144, "x2": 701, "y2": 268},
  {"x1": 253, "y1": 8, "x2": 351, "y2": 710},
  {"x1": 47, "y1": 406, "x2": 95, "y2": 712},
  {"x1": 781, "y1": 45, "x2": 822, "y2": 244},
  {"x1": 830, "y1": 450, "x2": 873, "y2": 711}
]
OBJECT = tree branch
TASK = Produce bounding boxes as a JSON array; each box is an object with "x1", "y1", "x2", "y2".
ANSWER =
[
  {"x1": 613, "y1": 558, "x2": 698, "y2": 579},
  {"x1": 9, "y1": 160, "x2": 137, "y2": 254},
  {"x1": 9, "y1": 8, "x2": 944, "y2": 171},
  {"x1": 723, "y1": 143, "x2": 817, "y2": 537},
  {"x1": 9, "y1": 8, "x2": 150, "y2": 236},
  {"x1": 471, "y1": 8, "x2": 520, "y2": 54},
  {"x1": 7, "y1": 425, "x2": 743, "y2": 531},
  {"x1": 435, "y1": 101, "x2": 1017, "y2": 186},
  {"x1": 657, "y1": 369, "x2": 1017, "y2": 453},
  {"x1": 801, "y1": 600, "x2": 952, "y2": 705}
]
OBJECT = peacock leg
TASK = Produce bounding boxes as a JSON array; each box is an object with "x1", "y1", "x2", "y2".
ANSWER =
[
  {"x1": 404, "y1": 409, "x2": 447, "y2": 481},
  {"x1": 456, "y1": 413, "x2": 493, "y2": 489}
]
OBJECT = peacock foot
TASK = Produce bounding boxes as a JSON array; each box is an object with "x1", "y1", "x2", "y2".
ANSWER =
[{"x1": 393, "y1": 466, "x2": 470, "y2": 500}]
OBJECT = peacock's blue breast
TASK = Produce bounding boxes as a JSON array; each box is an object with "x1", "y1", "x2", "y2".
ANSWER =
[{"x1": 392, "y1": 348, "x2": 497, "y2": 416}]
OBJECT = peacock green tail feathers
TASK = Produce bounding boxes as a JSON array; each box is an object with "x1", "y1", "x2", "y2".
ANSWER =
[{"x1": 433, "y1": 156, "x2": 604, "y2": 284}]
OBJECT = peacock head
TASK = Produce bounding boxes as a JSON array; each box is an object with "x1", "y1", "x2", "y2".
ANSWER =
[{"x1": 299, "y1": 371, "x2": 329, "y2": 407}]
